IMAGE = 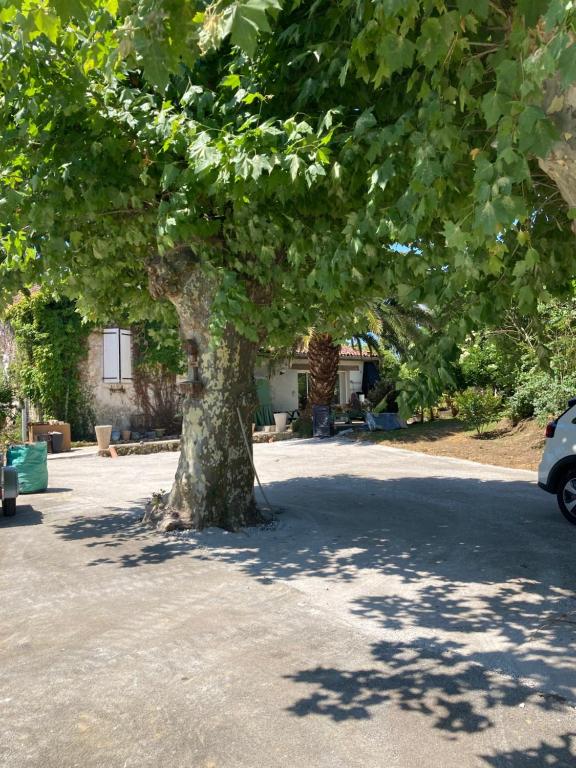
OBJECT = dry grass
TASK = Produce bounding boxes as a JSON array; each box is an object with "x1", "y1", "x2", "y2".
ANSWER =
[{"x1": 349, "y1": 416, "x2": 546, "y2": 471}]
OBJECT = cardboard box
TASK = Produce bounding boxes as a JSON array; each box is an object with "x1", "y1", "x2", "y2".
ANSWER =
[{"x1": 28, "y1": 422, "x2": 72, "y2": 452}]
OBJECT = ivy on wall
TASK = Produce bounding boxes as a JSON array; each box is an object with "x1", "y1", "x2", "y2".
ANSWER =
[
  {"x1": 5, "y1": 292, "x2": 95, "y2": 439},
  {"x1": 131, "y1": 316, "x2": 186, "y2": 433}
]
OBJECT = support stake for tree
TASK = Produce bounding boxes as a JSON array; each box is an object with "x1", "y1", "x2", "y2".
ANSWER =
[{"x1": 236, "y1": 406, "x2": 273, "y2": 515}]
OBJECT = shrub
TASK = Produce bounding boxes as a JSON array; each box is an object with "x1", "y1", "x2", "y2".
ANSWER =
[
  {"x1": 0, "y1": 376, "x2": 19, "y2": 446},
  {"x1": 506, "y1": 372, "x2": 545, "y2": 423},
  {"x1": 292, "y1": 415, "x2": 313, "y2": 438},
  {"x1": 507, "y1": 370, "x2": 576, "y2": 426},
  {"x1": 532, "y1": 377, "x2": 576, "y2": 425},
  {"x1": 368, "y1": 379, "x2": 398, "y2": 413},
  {"x1": 5, "y1": 293, "x2": 95, "y2": 439},
  {"x1": 455, "y1": 388, "x2": 502, "y2": 435},
  {"x1": 460, "y1": 338, "x2": 519, "y2": 394},
  {"x1": 0, "y1": 376, "x2": 14, "y2": 432}
]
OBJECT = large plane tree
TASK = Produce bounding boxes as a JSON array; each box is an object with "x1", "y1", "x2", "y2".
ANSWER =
[{"x1": 1, "y1": 0, "x2": 575, "y2": 528}]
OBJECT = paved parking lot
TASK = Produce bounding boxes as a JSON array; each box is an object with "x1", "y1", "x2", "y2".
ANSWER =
[{"x1": 1, "y1": 440, "x2": 575, "y2": 767}]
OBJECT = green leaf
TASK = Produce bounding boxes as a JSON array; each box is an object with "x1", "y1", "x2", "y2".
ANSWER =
[
  {"x1": 518, "y1": 107, "x2": 557, "y2": 157},
  {"x1": 457, "y1": 0, "x2": 489, "y2": 18},
  {"x1": 444, "y1": 221, "x2": 468, "y2": 250},
  {"x1": 34, "y1": 10, "x2": 60, "y2": 43},
  {"x1": 558, "y1": 44, "x2": 576, "y2": 88},
  {"x1": 289, "y1": 154, "x2": 302, "y2": 181},
  {"x1": 477, "y1": 201, "x2": 498, "y2": 235},
  {"x1": 481, "y1": 91, "x2": 507, "y2": 127},
  {"x1": 518, "y1": 0, "x2": 551, "y2": 27},
  {"x1": 223, "y1": 0, "x2": 281, "y2": 57},
  {"x1": 354, "y1": 109, "x2": 377, "y2": 137},
  {"x1": 52, "y1": 0, "x2": 88, "y2": 22},
  {"x1": 222, "y1": 74, "x2": 241, "y2": 89}
]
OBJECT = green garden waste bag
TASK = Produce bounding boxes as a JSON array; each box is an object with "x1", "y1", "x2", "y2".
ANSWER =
[{"x1": 7, "y1": 442, "x2": 48, "y2": 493}]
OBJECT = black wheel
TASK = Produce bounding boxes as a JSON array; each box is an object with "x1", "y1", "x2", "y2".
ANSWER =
[
  {"x1": 557, "y1": 469, "x2": 576, "y2": 525},
  {"x1": 2, "y1": 496, "x2": 16, "y2": 517}
]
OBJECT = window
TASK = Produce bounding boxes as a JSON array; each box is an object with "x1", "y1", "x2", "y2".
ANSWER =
[
  {"x1": 103, "y1": 328, "x2": 132, "y2": 382},
  {"x1": 298, "y1": 371, "x2": 347, "y2": 408},
  {"x1": 298, "y1": 372, "x2": 309, "y2": 410}
]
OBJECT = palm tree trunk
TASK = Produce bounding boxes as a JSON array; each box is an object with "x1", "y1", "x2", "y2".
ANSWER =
[{"x1": 307, "y1": 332, "x2": 341, "y2": 408}]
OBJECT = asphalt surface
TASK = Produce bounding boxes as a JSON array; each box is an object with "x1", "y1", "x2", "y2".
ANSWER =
[{"x1": 1, "y1": 439, "x2": 575, "y2": 767}]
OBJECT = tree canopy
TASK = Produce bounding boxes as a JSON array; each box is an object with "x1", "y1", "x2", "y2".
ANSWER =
[{"x1": 1, "y1": 0, "x2": 575, "y2": 399}]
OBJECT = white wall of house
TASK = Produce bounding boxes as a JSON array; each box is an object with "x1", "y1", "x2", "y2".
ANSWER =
[
  {"x1": 82, "y1": 343, "x2": 377, "y2": 428},
  {"x1": 258, "y1": 357, "x2": 372, "y2": 413},
  {"x1": 83, "y1": 329, "x2": 138, "y2": 429},
  {"x1": 268, "y1": 369, "x2": 299, "y2": 412}
]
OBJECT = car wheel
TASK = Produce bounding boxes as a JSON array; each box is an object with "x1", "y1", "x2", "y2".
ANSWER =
[
  {"x1": 2, "y1": 497, "x2": 16, "y2": 517},
  {"x1": 557, "y1": 469, "x2": 576, "y2": 525}
]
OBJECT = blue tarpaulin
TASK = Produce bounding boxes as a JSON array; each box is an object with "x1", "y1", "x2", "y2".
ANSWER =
[{"x1": 365, "y1": 412, "x2": 407, "y2": 431}]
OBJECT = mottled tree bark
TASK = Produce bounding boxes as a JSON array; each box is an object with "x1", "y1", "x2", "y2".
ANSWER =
[
  {"x1": 539, "y1": 82, "x2": 576, "y2": 234},
  {"x1": 148, "y1": 251, "x2": 259, "y2": 530}
]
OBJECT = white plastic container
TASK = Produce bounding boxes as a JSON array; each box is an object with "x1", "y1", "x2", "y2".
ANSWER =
[{"x1": 273, "y1": 412, "x2": 288, "y2": 432}]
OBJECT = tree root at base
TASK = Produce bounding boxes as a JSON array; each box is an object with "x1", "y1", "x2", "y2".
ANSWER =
[{"x1": 141, "y1": 492, "x2": 269, "y2": 532}]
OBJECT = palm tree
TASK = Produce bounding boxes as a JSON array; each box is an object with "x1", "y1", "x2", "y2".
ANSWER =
[
  {"x1": 306, "y1": 331, "x2": 341, "y2": 409},
  {"x1": 305, "y1": 300, "x2": 433, "y2": 411}
]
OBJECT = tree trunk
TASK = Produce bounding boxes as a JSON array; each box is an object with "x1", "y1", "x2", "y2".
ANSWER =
[
  {"x1": 307, "y1": 332, "x2": 341, "y2": 407},
  {"x1": 148, "y1": 253, "x2": 259, "y2": 531},
  {"x1": 539, "y1": 81, "x2": 576, "y2": 234}
]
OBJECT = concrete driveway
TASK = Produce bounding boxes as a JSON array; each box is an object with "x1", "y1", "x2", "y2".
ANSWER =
[{"x1": 1, "y1": 439, "x2": 575, "y2": 767}]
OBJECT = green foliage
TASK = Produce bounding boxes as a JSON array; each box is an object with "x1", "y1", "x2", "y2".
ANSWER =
[
  {"x1": 460, "y1": 338, "x2": 520, "y2": 394},
  {"x1": 0, "y1": 0, "x2": 575, "y2": 415},
  {"x1": 455, "y1": 387, "x2": 502, "y2": 435},
  {"x1": 507, "y1": 370, "x2": 576, "y2": 426},
  {"x1": 0, "y1": 374, "x2": 16, "y2": 437},
  {"x1": 132, "y1": 317, "x2": 185, "y2": 433},
  {"x1": 291, "y1": 415, "x2": 312, "y2": 438},
  {"x1": 133, "y1": 316, "x2": 186, "y2": 375},
  {"x1": 5, "y1": 293, "x2": 95, "y2": 439}
]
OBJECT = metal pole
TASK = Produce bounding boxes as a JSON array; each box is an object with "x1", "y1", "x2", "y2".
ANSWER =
[{"x1": 21, "y1": 399, "x2": 28, "y2": 443}]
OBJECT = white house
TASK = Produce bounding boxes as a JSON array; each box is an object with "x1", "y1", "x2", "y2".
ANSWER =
[
  {"x1": 255, "y1": 345, "x2": 379, "y2": 414},
  {"x1": 82, "y1": 327, "x2": 137, "y2": 428}
]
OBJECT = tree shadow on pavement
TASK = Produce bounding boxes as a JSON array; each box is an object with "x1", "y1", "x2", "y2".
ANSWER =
[
  {"x1": 284, "y1": 639, "x2": 575, "y2": 764},
  {"x1": 48, "y1": 471, "x2": 576, "y2": 764},
  {"x1": 480, "y1": 733, "x2": 576, "y2": 767},
  {"x1": 52, "y1": 504, "x2": 197, "y2": 567}
]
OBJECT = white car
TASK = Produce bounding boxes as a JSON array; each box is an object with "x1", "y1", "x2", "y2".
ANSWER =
[{"x1": 538, "y1": 397, "x2": 576, "y2": 524}]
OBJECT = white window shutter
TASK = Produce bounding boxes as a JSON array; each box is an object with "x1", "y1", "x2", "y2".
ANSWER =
[
  {"x1": 103, "y1": 329, "x2": 120, "y2": 382},
  {"x1": 120, "y1": 329, "x2": 133, "y2": 381}
]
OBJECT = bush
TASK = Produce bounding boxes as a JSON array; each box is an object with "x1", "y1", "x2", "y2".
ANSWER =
[
  {"x1": 460, "y1": 338, "x2": 519, "y2": 394},
  {"x1": 292, "y1": 416, "x2": 313, "y2": 438},
  {"x1": 368, "y1": 379, "x2": 398, "y2": 413},
  {"x1": 506, "y1": 372, "x2": 544, "y2": 423},
  {"x1": 5, "y1": 293, "x2": 95, "y2": 439},
  {"x1": 0, "y1": 376, "x2": 13, "y2": 428},
  {"x1": 455, "y1": 388, "x2": 502, "y2": 435},
  {"x1": 0, "y1": 376, "x2": 18, "y2": 446},
  {"x1": 507, "y1": 370, "x2": 576, "y2": 426},
  {"x1": 532, "y1": 377, "x2": 576, "y2": 425}
]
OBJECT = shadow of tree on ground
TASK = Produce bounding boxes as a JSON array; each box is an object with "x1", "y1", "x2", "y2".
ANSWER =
[
  {"x1": 50, "y1": 472, "x2": 576, "y2": 764},
  {"x1": 481, "y1": 733, "x2": 575, "y2": 766}
]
